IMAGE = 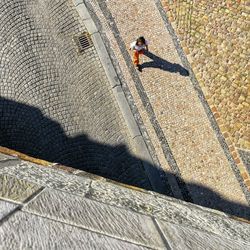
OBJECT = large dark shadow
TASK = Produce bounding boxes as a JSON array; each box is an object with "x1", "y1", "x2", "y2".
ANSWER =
[
  {"x1": 0, "y1": 96, "x2": 249, "y2": 220},
  {"x1": 141, "y1": 51, "x2": 189, "y2": 76}
]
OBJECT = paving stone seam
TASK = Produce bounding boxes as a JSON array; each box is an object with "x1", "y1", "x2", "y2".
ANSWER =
[
  {"x1": 153, "y1": 0, "x2": 250, "y2": 203},
  {"x1": 152, "y1": 218, "x2": 172, "y2": 250},
  {"x1": 89, "y1": 0, "x2": 193, "y2": 202},
  {"x1": 207, "y1": 108, "x2": 250, "y2": 185},
  {"x1": 73, "y1": 0, "x2": 170, "y2": 195},
  {"x1": 0, "y1": 203, "x2": 21, "y2": 226},
  {"x1": 21, "y1": 208, "x2": 157, "y2": 249},
  {"x1": 238, "y1": 148, "x2": 250, "y2": 180},
  {"x1": 22, "y1": 186, "x2": 45, "y2": 205}
]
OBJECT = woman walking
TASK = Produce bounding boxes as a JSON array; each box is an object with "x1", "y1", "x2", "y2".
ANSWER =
[{"x1": 130, "y1": 36, "x2": 149, "y2": 71}]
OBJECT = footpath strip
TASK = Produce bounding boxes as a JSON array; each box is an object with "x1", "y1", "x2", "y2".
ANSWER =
[{"x1": 89, "y1": 0, "x2": 249, "y2": 213}]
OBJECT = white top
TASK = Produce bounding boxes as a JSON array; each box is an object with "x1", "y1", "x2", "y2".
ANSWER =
[{"x1": 130, "y1": 40, "x2": 149, "y2": 51}]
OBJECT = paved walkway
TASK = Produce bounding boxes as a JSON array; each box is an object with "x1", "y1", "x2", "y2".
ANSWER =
[{"x1": 89, "y1": 0, "x2": 249, "y2": 210}]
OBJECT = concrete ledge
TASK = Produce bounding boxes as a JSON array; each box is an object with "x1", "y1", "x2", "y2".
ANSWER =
[
  {"x1": 133, "y1": 136, "x2": 166, "y2": 193},
  {"x1": 91, "y1": 32, "x2": 121, "y2": 88},
  {"x1": 112, "y1": 85, "x2": 141, "y2": 138},
  {"x1": 75, "y1": 3, "x2": 98, "y2": 34}
]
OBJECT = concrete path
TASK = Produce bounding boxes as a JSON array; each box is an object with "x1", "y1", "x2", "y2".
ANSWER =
[{"x1": 88, "y1": 0, "x2": 249, "y2": 211}]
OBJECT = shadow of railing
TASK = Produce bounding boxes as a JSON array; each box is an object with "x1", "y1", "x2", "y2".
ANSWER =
[{"x1": 0, "y1": 96, "x2": 249, "y2": 220}]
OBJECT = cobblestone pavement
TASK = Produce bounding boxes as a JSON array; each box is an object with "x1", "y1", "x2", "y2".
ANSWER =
[
  {"x1": 0, "y1": 0, "x2": 151, "y2": 189},
  {"x1": 161, "y1": 0, "x2": 249, "y2": 151},
  {"x1": 160, "y1": 0, "x2": 250, "y2": 187},
  {"x1": 87, "y1": 0, "x2": 250, "y2": 209}
]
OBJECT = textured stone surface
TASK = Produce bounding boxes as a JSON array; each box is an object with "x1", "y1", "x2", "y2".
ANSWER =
[
  {"x1": 239, "y1": 149, "x2": 250, "y2": 174},
  {"x1": 0, "y1": 153, "x2": 250, "y2": 249},
  {"x1": 89, "y1": 179, "x2": 250, "y2": 242},
  {"x1": 0, "y1": 0, "x2": 151, "y2": 189},
  {"x1": 157, "y1": 221, "x2": 250, "y2": 250},
  {"x1": 161, "y1": 0, "x2": 249, "y2": 151},
  {"x1": 0, "y1": 174, "x2": 42, "y2": 203},
  {"x1": 0, "y1": 200, "x2": 18, "y2": 221},
  {"x1": 0, "y1": 162, "x2": 91, "y2": 196},
  {"x1": 0, "y1": 211, "x2": 149, "y2": 250},
  {"x1": 24, "y1": 188, "x2": 164, "y2": 248},
  {"x1": 0, "y1": 153, "x2": 17, "y2": 162},
  {"x1": 89, "y1": 0, "x2": 249, "y2": 215}
]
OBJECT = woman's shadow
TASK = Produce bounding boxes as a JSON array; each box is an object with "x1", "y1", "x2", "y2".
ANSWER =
[{"x1": 141, "y1": 51, "x2": 189, "y2": 76}]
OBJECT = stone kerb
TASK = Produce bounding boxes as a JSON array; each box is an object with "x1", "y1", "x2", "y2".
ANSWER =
[{"x1": 73, "y1": 0, "x2": 170, "y2": 195}]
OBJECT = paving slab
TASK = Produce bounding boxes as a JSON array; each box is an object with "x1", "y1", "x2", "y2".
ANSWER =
[
  {"x1": 24, "y1": 188, "x2": 164, "y2": 249},
  {"x1": 0, "y1": 174, "x2": 42, "y2": 203},
  {"x1": 0, "y1": 211, "x2": 149, "y2": 250},
  {"x1": 0, "y1": 162, "x2": 91, "y2": 196},
  {"x1": 157, "y1": 220, "x2": 250, "y2": 250},
  {"x1": 88, "y1": 179, "x2": 250, "y2": 242},
  {"x1": 0, "y1": 199, "x2": 18, "y2": 221}
]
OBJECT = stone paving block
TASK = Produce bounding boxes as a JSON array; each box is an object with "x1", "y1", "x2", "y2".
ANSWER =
[
  {"x1": 24, "y1": 188, "x2": 164, "y2": 248},
  {"x1": 88, "y1": 180, "x2": 250, "y2": 242},
  {"x1": 89, "y1": 179, "x2": 165, "y2": 214},
  {"x1": 0, "y1": 211, "x2": 149, "y2": 250},
  {"x1": 0, "y1": 200, "x2": 18, "y2": 221},
  {"x1": 156, "y1": 220, "x2": 250, "y2": 250},
  {"x1": 0, "y1": 162, "x2": 91, "y2": 196},
  {"x1": 154, "y1": 195, "x2": 250, "y2": 241},
  {"x1": 239, "y1": 149, "x2": 250, "y2": 174},
  {"x1": 0, "y1": 174, "x2": 42, "y2": 203},
  {"x1": 161, "y1": 0, "x2": 249, "y2": 151}
]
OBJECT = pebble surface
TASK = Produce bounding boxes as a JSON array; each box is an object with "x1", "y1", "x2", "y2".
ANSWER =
[{"x1": 161, "y1": 0, "x2": 250, "y2": 151}]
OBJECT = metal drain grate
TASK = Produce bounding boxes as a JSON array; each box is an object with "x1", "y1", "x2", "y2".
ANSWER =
[{"x1": 75, "y1": 32, "x2": 93, "y2": 53}]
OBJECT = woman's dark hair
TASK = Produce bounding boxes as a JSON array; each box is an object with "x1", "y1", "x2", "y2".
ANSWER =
[{"x1": 136, "y1": 36, "x2": 146, "y2": 45}]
